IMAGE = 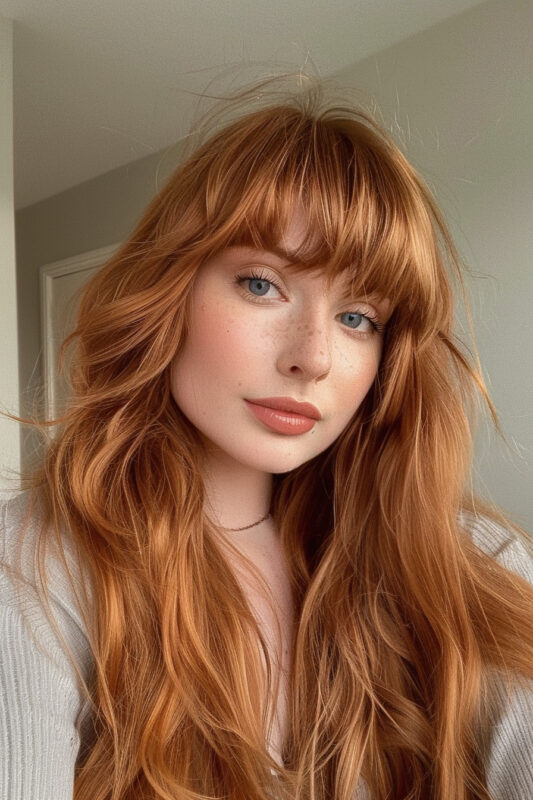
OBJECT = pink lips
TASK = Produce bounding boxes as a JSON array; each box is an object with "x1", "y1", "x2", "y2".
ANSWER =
[
  {"x1": 245, "y1": 396, "x2": 322, "y2": 420},
  {"x1": 244, "y1": 396, "x2": 321, "y2": 436}
]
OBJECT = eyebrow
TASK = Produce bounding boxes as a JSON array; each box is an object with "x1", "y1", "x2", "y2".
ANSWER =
[
  {"x1": 246, "y1": 247, "x2": 356, "y2": 297},
  {"x1": 247, "y1": 245, "x2": 299, "y2": 263},
  {"x1": 243, "y1": 246, "x2": 388, "y2": 311}
]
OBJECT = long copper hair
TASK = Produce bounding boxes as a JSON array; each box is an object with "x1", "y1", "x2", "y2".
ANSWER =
[{"x1": 4, "y1": 74, "x2": 533, "y2": 800}]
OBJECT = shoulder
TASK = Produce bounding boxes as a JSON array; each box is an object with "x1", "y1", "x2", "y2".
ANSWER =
[
  {"x1": 459, "y1": 508, "x2": 533, "y2": 585},
  {"x1": 1, "y1": 487, "x2": 94, "y2": 684},
  {"x1": 459, "y1": 509, "x2": 533, "y2": 799},
  {"x1": 1, "y1": 488, "x2": 95, "y2": 798}
]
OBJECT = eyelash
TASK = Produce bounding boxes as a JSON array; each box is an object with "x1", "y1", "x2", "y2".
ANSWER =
[{"x1": 233, "y1": 269, "x2": 385, "y2": 336}]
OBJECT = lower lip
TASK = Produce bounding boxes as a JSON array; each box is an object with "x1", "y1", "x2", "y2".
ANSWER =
[{"x1": 244, "y1": 400, "x2": 317, "y2": 435}]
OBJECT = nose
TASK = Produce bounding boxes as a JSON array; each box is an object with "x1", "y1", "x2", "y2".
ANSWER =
[{"x1": 276, "y1": 314, "x2": 332, "y2": 381}]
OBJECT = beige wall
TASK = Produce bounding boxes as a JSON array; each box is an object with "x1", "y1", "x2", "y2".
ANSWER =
[
  {"x1": 15, "y1": 146, "x2": 183, "y2": 471},
  {"x1": 0, "y1": 14, "x2": 19, "y2": 498},
  {"x1": 334, "y1": 0, "x2": 533, "y2": 529},
  {"x1": 15, "y1": 0, "x2": 533, "y2": 527}
]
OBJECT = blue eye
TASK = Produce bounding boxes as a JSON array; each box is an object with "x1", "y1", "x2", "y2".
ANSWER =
[
  {"x1": 246, "y1": 277, "x2": 271, "y2": 296},
  {"x1": 233, "y1": 270, "x2": 384, "y2": 335},
  {"x1": 339, "y1": 312, "x2": 374, "y2": 332},
  {"x1": 234, "y1": 269, "x2": 283, "y2": 297}
]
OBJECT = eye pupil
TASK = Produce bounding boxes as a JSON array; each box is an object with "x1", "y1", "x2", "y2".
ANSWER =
[
  {"x1": 344, "y1": 312, "x2": 363, "y2": 328},
  {"x1": 250, "y1": 278, "x2": 270, "y2": 296}
]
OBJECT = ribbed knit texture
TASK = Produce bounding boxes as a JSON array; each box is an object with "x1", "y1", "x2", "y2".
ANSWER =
[{"x1": 1, "y1": 490, "x2": 532, "y2": 799}]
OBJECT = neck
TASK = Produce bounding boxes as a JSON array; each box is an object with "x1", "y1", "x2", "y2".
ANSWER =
[{"x1": 201, "y1": 445, "x2": 273, "y2": 533}]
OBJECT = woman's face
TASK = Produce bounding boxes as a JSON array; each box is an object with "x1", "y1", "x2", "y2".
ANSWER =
[{"x1": 170, "y1": 211, "x2": 390, "y2": 475}]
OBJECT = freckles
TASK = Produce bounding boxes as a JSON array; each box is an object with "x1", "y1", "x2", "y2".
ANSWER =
[{"x1": 336, "y1": 354, "x2": 379, "y2": 403}]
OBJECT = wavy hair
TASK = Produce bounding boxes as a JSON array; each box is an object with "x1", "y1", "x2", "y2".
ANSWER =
[{"x1": 5, "y1": 74, "x2": 533, "y2": 800}]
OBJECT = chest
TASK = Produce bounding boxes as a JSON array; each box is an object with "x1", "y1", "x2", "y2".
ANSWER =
[{"x1": 221, "y1": 532, "x2": 295, "y2": 767}]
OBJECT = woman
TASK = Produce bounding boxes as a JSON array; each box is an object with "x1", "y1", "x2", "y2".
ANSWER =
[{"x1": 2, "y1": 74, "x2": 533, "y2": 800}]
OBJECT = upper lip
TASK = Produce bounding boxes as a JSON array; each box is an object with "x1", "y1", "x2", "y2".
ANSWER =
[{"x1": 246, "y1": 396, "x2": 322, "y2": 420}]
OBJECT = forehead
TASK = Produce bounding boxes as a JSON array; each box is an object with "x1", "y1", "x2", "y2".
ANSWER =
[
  {"x1": 278, "y1": 206, "x2": 308, "y2": 254},
  {"x1": 223, "y1": 206, "x2": 336, "y2": 277}
]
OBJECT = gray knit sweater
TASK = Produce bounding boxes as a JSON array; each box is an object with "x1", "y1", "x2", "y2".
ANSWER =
[{"x1": 1, "y1": 490, "x2": 533, "y2": 800}]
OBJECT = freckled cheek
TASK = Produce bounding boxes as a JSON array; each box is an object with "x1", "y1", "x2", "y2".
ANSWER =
[{"x1": 337, "y1": 348, "x2": 381, "y2": 404}]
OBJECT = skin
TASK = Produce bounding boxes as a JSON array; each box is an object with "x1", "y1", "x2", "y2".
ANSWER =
[
  {"x1": 170, "y1": 207, "x2": 390, "y2": 764},
  {"x1": 169, "y1": 207, "x2": 390, "y2": 542}
]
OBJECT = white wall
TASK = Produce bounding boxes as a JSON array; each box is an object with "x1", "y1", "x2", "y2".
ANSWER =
[
  {"x1": 334, "y1": 0, "x2": 533, "y2": 530},
  {"x1": 0, "y1": 14, "x2": 19, "y2": 498},
  {"x1": 15, "y1": 0, "x2": 533, "y2": 528},
  {"x1": 15, "y1": 146, "x2": 181, "y2": 469}
]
